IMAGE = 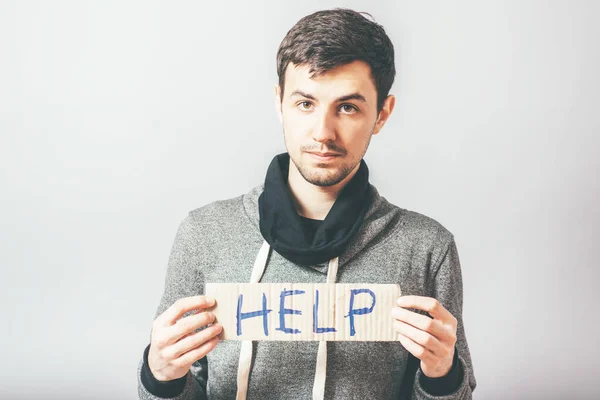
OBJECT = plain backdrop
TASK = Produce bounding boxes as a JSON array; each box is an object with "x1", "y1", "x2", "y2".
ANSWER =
[{"x1": 1, "y1": 1, "x2": 598, "y2": 399}]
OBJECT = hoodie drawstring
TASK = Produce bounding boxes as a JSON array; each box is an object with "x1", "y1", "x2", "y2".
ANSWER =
[
  {"x1": 235, "y1": 240, "x2": 339, "y2": 400},
  {"x1": 312, "y1": 255, "x2": 338, "y2": 400}
]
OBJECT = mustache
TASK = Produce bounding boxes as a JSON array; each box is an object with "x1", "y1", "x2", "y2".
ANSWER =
[{"x1": 300, "y1": 144, "x2": 347, "y2": 155}]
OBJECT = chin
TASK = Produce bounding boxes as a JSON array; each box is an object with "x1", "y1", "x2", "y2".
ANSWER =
[{"x1": 298, "y1": 164, "x2": 351, "y2": 187}]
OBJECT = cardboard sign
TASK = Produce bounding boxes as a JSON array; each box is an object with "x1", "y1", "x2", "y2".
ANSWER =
[{"x1": 205, "y1": 283, "x2": 401, "y2": 341}]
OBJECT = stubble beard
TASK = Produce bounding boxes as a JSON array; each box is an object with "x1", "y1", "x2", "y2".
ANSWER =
[
  {"x1": 283, "y1": 123, "x2": 375, "y2": 187},
  {"x1": 292, "y1": 156, "x2": 356, "y2": 187},
  {"x1": 290, "y1": 135, "x2": 372, "y2": 187}
]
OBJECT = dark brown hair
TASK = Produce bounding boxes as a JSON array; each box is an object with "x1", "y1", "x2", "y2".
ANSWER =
[{"x1": 276, "y1": 8, "x2": 396, "y2": 113}]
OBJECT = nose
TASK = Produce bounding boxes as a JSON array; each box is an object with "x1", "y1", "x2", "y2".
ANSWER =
[{"x1": 312, "y1": 110, "x2": 337, "y2": 143}]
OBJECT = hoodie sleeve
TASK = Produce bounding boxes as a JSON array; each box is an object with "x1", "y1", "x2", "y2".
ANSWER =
[
  {"x1": 410, "y1": 230, "x2": 477, "y2": 400},
  {"x1": 137, "y1": 213, "x2": 209, "y2": 400}
]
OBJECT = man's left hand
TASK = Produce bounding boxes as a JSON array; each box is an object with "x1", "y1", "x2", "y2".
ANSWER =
[{"x1": 391, "y1": 295, "x2": 457, "y2": 378}]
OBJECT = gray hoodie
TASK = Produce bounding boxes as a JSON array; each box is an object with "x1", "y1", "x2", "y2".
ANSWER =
[{"x1": 137, "y1": 184, "x2": 477, "y2": 399}]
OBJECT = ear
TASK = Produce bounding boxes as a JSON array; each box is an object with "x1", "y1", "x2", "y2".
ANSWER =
[
  {"x1": 372, "y1": 94, "x2": 396, "y2": 135},
  {"x1": 274, "y1": 84, "x2": 283, "y2": 123}
]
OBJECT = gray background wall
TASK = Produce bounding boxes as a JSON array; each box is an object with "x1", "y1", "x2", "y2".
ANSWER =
[{"x1": 1, "y1": 1, "x2": 598, "y2": 399}]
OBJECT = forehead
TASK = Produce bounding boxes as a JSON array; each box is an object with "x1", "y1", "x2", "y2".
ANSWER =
[{"x1": 283, "y1": 60, "x2": 377, "y2": 100}]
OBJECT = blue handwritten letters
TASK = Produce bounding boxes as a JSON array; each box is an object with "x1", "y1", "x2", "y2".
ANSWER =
[
  {"x1": 236, "y1": 293, "x2": 272, "y2": 336},
  {"x1": 236, "y1": 287, "x2": 376, "y2": 337}
]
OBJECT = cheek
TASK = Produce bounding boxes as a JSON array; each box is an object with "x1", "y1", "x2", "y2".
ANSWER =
[
  {"x1": 284, "y1": 110, "x2": 312, "y2": 128},
  {"x1": 339, "y1": 121, "x2": 373, "y2": 145},
  {"x1": 283, "y1": 115, "x2": 311, "y2": 140},
  {"x1": 343, "y1": 117, "x2": 372, "y2": 131},
  {"x1": 282, "y1": 122, "x2": 302, "y2": 152}
]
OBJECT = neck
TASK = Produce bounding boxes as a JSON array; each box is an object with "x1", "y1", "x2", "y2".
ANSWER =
[{"x1": 287, "y1": 161, "x2": 360, "y2": 220}]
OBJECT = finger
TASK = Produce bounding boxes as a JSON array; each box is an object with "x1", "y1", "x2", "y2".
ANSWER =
[
  {"x1": 158, "y1": 296, "x2": 216, "y2": 328},
  {"x1": 169, "y1": 311, "x2": 216, "y2": 342},
  {"x1": 396, "y1": 296, "x2": 455, "y2": 323},
  {"x1": 396, "y1": 330, "x2": 434, "y2": 363},
  {"x1": 169, "y1": 324, "x2": 223, "y2": 362},
  {"x1": 175, "y1": 335, "x2": 220, "y2": 368},
  {"x1": 393, "y1": 320, "x2": 445, "y2": 356},
  {"x1": 390, "y1": 307, "x2": 446, "y2": 338}
]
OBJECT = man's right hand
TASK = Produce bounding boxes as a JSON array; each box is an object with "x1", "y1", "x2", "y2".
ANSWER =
[{"x1": 148, "y1": 295, "x2": 223, "y2": 381}]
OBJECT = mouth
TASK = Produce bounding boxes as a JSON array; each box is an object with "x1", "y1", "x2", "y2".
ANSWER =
[{"x1": 305, "y1": 151, "x2": 342, "y2": 162}]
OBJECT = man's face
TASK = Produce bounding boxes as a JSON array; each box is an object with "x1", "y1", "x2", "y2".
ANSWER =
[{"x1": 275, "y1": 60, "x2": 393, "y2": 187}]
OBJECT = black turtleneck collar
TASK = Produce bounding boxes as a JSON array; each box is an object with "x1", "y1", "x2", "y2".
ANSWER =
[{"x1": 258, "y1": 152, "x2": 372, "y2": 266}]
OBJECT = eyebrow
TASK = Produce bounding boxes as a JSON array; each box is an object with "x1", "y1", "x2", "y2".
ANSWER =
[{"x1": 290, "y1": 90, "x2": 367, "y2": 103}]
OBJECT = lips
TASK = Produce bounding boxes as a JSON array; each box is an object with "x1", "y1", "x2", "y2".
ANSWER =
[
  {"x1": 309, "y1": 152, "x2": 340, "y2": 157},
  {"x1": 306, "y1": 151, "x2": 341, "y2": 162}
]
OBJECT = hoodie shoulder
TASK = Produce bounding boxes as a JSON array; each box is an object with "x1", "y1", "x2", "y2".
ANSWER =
[
  {"x1": 173, "y1": 185, "x2": 263, "y2": 241},
  {"x1": 186, "y1": 194, "x2": 246, "y2": 226},
  {"x1": 375, "y1": 189, "x2": 455, "y2": 248},
  {"x1": 374, "y1": 189, "x2": 454, "y2": 246},
  {"x1": 402, "y1": 209, "x2": 453, "y2": 241},
  {"x1": 390, "y1": 207, "x2": 456, "y2": 266}
]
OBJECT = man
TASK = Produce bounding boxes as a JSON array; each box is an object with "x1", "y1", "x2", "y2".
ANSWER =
[{"x1": 137, "y1": 8, "x2": 477, "y2": 400}]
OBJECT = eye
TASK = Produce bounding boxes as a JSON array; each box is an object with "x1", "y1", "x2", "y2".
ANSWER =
[
  {"x1": 340, "y1": 104, "x2": 358, "y2": 114},
  {"x1": 298, "y1": 101, "x2": 313, "y2": 111}
]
